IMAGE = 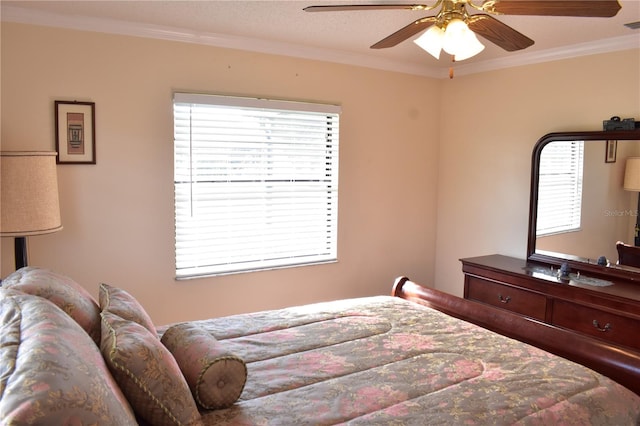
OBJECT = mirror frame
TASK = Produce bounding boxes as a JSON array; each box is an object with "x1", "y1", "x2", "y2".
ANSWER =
[{"x1": 527, "y1": 129, "x2": 640, "y2": 281}]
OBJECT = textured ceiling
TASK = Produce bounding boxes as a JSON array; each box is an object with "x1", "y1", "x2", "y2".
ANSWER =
[{"x1": 2, "y1": 0, "x2": 639, "y2": 77}]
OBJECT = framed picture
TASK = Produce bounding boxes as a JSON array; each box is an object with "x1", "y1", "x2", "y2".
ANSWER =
[
  {"x1": 55, "y1": 101, "x2": 96, "y2": 164},
  {"x1": 605, "y1": 140, "x2": 617, "y2": 163}
]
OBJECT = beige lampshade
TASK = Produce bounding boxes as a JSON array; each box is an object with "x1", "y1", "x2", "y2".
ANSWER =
[
  {"x1": 1, "y1": 151, "x2": 63, "y2": 236},
  {"x1": 624, "y1": 157, "x2": 640, "y2": 192}
]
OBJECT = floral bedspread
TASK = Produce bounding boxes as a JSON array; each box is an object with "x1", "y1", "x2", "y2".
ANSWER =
[{"x1": 179, "y1": 296, "x2": 640, "y2": 425}]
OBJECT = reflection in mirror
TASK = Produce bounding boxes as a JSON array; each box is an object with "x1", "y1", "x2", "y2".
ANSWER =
[
  {"x1": 528, "y1": 130, "x2": 640, "y2": 279},
  {"x1": 536, "y1": 139, "x2": 639, "y2": 264}
]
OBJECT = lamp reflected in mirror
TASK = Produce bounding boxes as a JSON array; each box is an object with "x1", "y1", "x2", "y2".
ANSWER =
[{"x1": 623, "y1": 157, "x2": 640, "y2": 246}]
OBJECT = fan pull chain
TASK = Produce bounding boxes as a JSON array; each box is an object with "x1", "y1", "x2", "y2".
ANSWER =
[{"x1": 449, "y1": 55, "x2": 455, "y2": 79}]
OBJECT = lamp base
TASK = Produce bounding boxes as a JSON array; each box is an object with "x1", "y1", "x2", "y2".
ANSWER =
[{"x1": 15, "y1": 237, "x2": 28, "y2": 270}]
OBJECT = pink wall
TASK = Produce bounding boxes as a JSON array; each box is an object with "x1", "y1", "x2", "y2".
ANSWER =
[{"x1": 1, "y1": 23, "x2": 440, "y2": 324}]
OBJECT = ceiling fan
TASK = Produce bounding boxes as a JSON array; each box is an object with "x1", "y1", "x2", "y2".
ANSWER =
[{"x1": 303, "y1": 0, "x2": 623, "y2": 60}]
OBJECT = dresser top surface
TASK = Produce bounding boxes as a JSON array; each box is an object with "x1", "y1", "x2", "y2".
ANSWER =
[{"x1": 461, "y1": 254, "x2": 640, "y2": 304}]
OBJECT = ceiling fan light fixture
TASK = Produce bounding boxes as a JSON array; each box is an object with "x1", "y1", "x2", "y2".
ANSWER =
[
  {"x1": 414, "y1": 18, "x2": 485, "y2": 62},
  {"x1": 413, "y1": 25, "x2": 445, "y2": 59}
]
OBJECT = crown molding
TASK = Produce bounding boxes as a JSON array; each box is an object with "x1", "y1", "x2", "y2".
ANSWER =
[
  {"x1": 453, "y1": 34, "x2": 640, "y2": 77},
  {"x1": 2, "y1": 5, "x2": 638, "y2": 79}
]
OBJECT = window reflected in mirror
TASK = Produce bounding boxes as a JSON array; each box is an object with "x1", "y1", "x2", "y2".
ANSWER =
[{"x1": 536, "y1": 141, "x2": 584, "y2": 237}]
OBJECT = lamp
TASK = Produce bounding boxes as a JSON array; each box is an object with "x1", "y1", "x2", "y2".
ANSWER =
[
  {"x1": 1, "y1": 152, "x2": 62, "y2": 270},
  {"x1": 414, "y1": 19, "x2": 485, "y2": 61},
  {"x1": 623, "y1": 157, "x2": 640, "y2": 246}
]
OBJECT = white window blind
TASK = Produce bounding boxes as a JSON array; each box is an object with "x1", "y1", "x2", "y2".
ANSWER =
[
  {"x1": 173, "y1": 93, "x2": 340, "y2": 278},
  {"x1": 536, "y1": 141, "x2": 584, "y2": 236}
]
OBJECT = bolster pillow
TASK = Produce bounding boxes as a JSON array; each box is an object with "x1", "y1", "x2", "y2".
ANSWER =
[{"x1": 161, "y1": 323, "x2": 247, "y2": 410}]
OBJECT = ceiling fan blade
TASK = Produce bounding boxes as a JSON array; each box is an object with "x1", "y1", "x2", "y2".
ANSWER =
[
  {"x1": 468, "y1": 14, "x2": 534, "y2": 51},
  {"x1": 482, "y1": 0, "x2": 621, "y2": 17},
  {"x1": 371, "y1": 17, "x2": 437, "y2": 48},
  {"x1": 304, "y1": 4, "x2": 429, "y2": 12}
]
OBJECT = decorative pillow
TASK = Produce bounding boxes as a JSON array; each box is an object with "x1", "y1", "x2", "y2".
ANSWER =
[
  {"x1": 99, "y1": 282, "x2": 156, "y2": 335},
  {"x1": 1, "y1": 267, "x2": 101, "y2": 344},
  {"x1": 100, "y1": 310, "x2": 203, "y2": 426},
  {"x1": 0, "y1": 288, "x2": 138, "y2": 425},
  {"x1": 161, "y1": 323, "x2": 247, "y2": 410}
]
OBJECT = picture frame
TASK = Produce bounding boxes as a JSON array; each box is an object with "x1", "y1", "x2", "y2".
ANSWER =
[
  {"x1": 605, "y1": 140, "x2": 617, "y2": 163},
  {"x1": 55, "y1": 100, "x2": 96, "y2": 164}
]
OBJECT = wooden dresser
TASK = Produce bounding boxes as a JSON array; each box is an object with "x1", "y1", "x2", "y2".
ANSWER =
[{"x1": 462, "y1": 254, "x2": 640, "y2": 351}]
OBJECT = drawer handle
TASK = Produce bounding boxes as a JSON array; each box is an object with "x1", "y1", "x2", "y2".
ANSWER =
[
  {"x1": 592, "y1": 320, "x2": 612, "y2": 332},
  {"x1": 498, "y1": 294, "x2": 511, "y2": 304}
]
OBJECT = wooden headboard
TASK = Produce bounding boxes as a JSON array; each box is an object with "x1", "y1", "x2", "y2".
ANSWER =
[{"x1": 392, "y1": 276, "x2": 640, "y2": 396}]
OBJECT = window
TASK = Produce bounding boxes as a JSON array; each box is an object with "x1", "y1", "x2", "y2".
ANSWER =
[
  {"x1": 536, "y1": 140, "x2": 584, "y2": 236},
  {"x1": 173, "y1": 93, "x2": 340, "y2": 278}
]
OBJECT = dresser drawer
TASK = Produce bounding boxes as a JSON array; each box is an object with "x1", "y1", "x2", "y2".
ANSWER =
[
  {"x1": 552, "y1": 300, "x2": 640, "y2": 351},
  {"x1": 465, "y1": 276, "x2": 547, "y2": 321}
]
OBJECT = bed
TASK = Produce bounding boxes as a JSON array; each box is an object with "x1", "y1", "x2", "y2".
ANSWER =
[
  {"x1": 182, "y1": 277, "x2": 640, "y2": 425},
  {"x1": 2, "y1": 269, "x2": 639, "y2": 425}
]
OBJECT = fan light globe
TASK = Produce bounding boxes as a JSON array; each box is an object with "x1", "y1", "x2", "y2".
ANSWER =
[
  {"x1": 442, "y1": 19, "x2": 484, "y2": 59},
  {"x1": 442, "y1": 19, "x2": 468, "y2": 54},
  {"x1": 413, "y1": 25, "x2": 445, "y2": 59},
  {"x1": 452, "y1": 30, "x2": 485, "y2": 60}
]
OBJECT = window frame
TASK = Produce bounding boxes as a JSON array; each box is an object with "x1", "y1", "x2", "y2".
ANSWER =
[{"x1": 173, "y1": 93, "x2": 340, "y2": 279}]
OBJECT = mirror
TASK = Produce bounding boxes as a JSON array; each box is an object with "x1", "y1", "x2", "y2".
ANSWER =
[{"x1": 527, "y1": 129, "x2": 640, "y2": 279}]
